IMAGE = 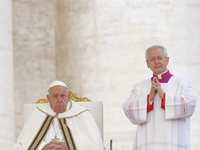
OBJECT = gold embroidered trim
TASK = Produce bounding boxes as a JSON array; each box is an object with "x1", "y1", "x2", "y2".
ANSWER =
[
  {"x1": 28, "y1": 115, "x2": 54, "y2": 150},
  {"x1": 61, "y1": 109, "x2": 90, "y2": 119},
  {"x1": 36, "y1": 100, "x2": 89, "y2": 118},
  {"x1": 37, "y1": 107, "x2": 89, "y2": 119},
  {"x1": 58, "y1": 118, "x2": 77, "y2": 150}
]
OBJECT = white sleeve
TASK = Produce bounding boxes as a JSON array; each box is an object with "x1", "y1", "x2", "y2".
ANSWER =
[
  {"x1": 122, "y1": 88, "x2": 148, "y2": 125},
  {"x1": 165, "y1": 79, "x2": 197, "y2": 120}
]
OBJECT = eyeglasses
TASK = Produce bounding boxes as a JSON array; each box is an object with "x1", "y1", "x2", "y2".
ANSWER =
[{"x1": 148, "y1": 56, "x2": 167, "y2": 62}]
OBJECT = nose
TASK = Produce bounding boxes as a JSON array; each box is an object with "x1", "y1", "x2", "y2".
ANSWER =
[
  {"x1": 57, "y1": 96, "x2": 62, "y2": 102},
  {"x1": 155, "y1": 59, "x2": 159, "y2": 63}
]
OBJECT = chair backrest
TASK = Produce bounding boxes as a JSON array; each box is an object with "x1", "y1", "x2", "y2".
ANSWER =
[{"x1": 23, "y1": 101, "x2": 104, "y2": 138}]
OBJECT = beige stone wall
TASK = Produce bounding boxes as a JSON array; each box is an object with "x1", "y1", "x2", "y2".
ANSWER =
[
  {"x1": 13, "y1": 0, "x2": 57, "y2": 138},
  {"x1": 0, "y1": 1, "x2": 14, "y2": 149},
  {"x1": 12, "y1": 0, "x2": 200, "y2": 149}
]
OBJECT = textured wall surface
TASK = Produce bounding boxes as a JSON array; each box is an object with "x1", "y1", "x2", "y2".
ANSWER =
[
  {"x1": 12, "y1": 0, "x2": 200, "y2": 150},
  {"x1": 0, "y1": 0, "x2": 14, "y2": 149},
  {"x1": 55, "y1": 1, "x2": 200, "y2": 149},
  {"x1": 12, "y1": 0, "x2": 57, "y2": 138}
]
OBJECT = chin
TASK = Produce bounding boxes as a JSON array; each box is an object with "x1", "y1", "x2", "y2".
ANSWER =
[
  {"x1": 55, "y1": 108, "x2": 65, "y2": 114},
  {"x1": 154, "y1": 69, "x2": 164, "y2": 74}
]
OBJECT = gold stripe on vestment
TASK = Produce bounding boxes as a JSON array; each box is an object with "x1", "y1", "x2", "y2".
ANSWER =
[
  {"x1": 58, "y1": 118, "x2": 77, "y2": 150},
  {"x1": 28, "y1": 115, "x2": 54, "y2": 150}
]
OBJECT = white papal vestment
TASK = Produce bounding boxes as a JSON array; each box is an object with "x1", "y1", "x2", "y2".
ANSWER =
[
  {"x1": 13, "y1": 100, "x2": 104, "y2": 150},
  {"x1": 122, "y1": 76, "x2": 196, "y2": 150}
]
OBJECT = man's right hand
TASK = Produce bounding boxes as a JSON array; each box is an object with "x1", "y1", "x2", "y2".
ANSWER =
[
  {"x1": 149, "y1": 77, "x2": 164, "y2": 100},
  {"x1": 149, "y1": 77, "x2": 158, "y2": 100}
]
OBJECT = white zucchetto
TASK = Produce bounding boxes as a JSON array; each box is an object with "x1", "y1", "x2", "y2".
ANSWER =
[{"x1": 48, "y1": 80, "x2": 68, "y2": 91}]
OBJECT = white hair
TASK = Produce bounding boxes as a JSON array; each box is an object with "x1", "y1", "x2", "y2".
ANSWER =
[{"x1": 145, "y1": 45, "x2": 168, "y2": 60}]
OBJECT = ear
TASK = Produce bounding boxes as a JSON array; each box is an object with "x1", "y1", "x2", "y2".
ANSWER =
[
  {"x1": 166, "y1": 57, "x2": 169, "y2": 66},
  {"x1": 46, "y1": 95, "x2": 49, "y2": 100},
  {"x1": 146, "y1": 60, "x2": 150, "y2": 68}
]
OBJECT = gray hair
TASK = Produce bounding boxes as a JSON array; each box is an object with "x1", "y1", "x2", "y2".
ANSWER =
[{"x1": 145, "y1": 45, "x2": 168, "y2": 60}]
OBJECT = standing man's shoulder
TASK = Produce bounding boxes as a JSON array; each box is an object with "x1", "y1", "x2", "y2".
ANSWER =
[
  {"x1": 134, "y1": 78, "x2": 151, "y2": 88},
  {"x1": 131, "y1": 79, "x2": 152, "y2": 94},
  {"x1": 170, "y1": 75, "x2": 193, "y2": 85}
]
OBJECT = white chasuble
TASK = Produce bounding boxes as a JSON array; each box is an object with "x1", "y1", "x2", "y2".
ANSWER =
[
  {"x1": 13, "y1": 100, "x2": 104, "y2": 150},
  {"x1": 122, "y1": 76, "x2": 197, "y2": 150}
]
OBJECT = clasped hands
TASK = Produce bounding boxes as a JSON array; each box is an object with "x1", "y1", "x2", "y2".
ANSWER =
[
  {"x1": 42, "y1": 141, "x2": 67, "y2": 150},
  {"x1": 149, "y1": 77, "x2": 164, "y2": 100}
]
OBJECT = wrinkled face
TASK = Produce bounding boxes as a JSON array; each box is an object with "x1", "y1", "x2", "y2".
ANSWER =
[
  {"x1": 146, "y1": 48, "x2": 169, "y2": 75},
  {"x1": 47, "y1": 85, "x2": 70, "y2": 113}
]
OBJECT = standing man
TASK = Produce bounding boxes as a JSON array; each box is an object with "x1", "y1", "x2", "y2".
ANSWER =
[
  {"x1": 13, "y1": 80, "x2": 104, "y2": 150},
  {"x1": 122, "y1": 45, "x2": 197, "y2": 150}
]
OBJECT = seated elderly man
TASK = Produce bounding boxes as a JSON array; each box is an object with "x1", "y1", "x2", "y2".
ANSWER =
[{"x1": 13, "y1": 81, "x2": 104, "y2": 150}]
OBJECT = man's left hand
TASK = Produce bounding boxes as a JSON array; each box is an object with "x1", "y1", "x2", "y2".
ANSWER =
[
  {"x1": 42, "y1": 141, "x2": 67, "y2": 150},
  {"x1": 152, "y1": 77, "x2": 164, "y2": 99}
]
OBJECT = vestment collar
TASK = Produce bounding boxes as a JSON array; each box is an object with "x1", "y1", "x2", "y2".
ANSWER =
[
  {"x1": 151, "y1": 70, "x2": 173, "y2": 83},
  {"x1": 37, "y1": 100, "x2": 88, "y2": 118}
]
